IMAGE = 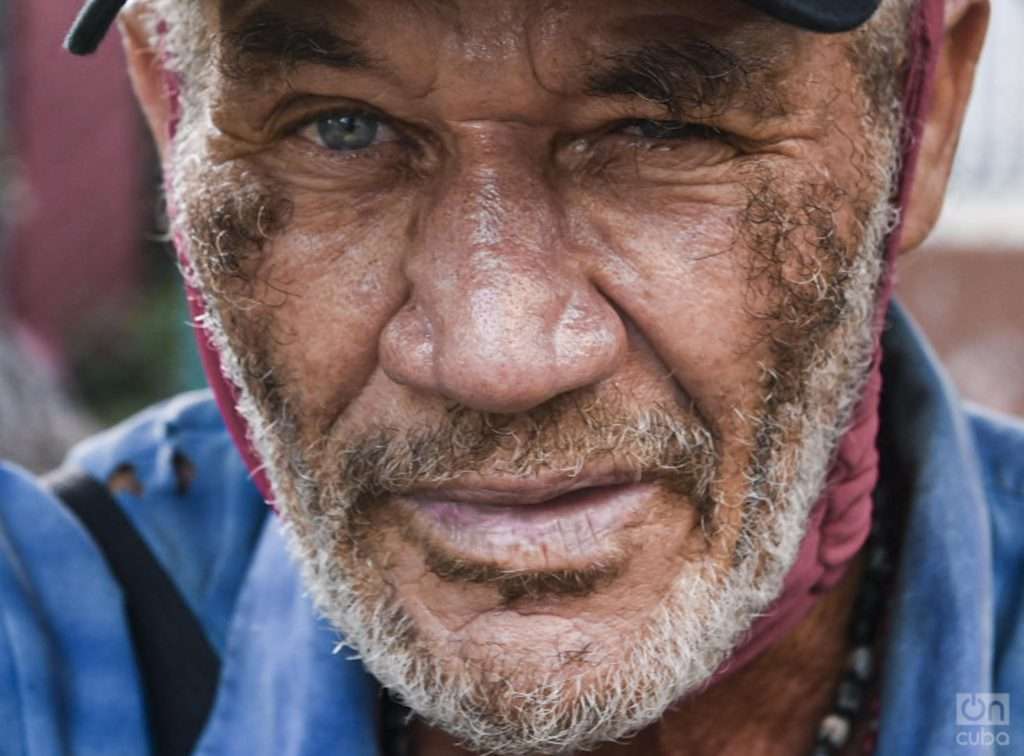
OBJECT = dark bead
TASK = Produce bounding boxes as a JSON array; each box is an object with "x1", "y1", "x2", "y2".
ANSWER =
[
  {"x1": 835, "y1": 675, "x2": 865, "y2": 716},
  {"x1": 850, "y1": 612, "x2": 877, "y2": 645},
  {"x1": 853, "y1": 579, "x2": 885, "y2": 621},
  {"x1": 866, "y1": 544, "x2": 892, "y2": 577},
  {"x1": 809, "y1": 745, "x2": 836, "y2": 756}
]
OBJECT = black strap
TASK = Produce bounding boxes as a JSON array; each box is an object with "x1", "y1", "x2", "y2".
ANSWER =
[{"x1": 44, "y1": 468, "x2": 220, "y2": 756}]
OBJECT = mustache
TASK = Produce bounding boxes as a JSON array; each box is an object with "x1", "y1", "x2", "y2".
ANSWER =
[{"x1": 302, "y1": 390, "x2": 721, "y2": 516}]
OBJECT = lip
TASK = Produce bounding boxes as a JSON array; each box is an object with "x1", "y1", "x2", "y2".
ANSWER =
[
  {"x1": 412, "y1": 469, "x2": 649, "y2": 507},
  {"x1": 397, "y1": 471, "x2": 664, "y2": 568}
]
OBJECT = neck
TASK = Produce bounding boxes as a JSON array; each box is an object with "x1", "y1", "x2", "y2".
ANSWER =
[{"x1": 412, "y1": 549, "x2": 868, "y2": 756}]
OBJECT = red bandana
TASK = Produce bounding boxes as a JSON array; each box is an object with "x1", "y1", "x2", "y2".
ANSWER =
[{"x1": 709, "y1": 0, "x2": 946, "y2": 681}]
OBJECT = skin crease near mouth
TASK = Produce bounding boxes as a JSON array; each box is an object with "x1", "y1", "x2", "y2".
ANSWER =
[{"x1": 117, "y1": 0, "x2": 981, "y2": 751}]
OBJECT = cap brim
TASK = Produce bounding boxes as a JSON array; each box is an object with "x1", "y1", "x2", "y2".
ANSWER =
[
  {"x1": 746, "y1": 0, "x2": 883, "y2": 33},
  {"x1": 65, "y1": 0, "x2": 124, "y2": 55}
]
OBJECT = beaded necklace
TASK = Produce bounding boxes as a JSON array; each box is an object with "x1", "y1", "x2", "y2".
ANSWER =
[{"x1": 809, "y1": 503, "x2": 896, "y2": 756}]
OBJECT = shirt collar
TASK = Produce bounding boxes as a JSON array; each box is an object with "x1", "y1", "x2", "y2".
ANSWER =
[{"x1": 875, "y1": 302, "x2": 995, "y2": 755}]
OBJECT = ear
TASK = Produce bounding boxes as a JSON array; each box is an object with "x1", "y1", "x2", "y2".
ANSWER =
[
  {"x1": 898, "y1": 0, "x2": 990, "y2": 253},
  {"x1": 117, "y1": 7, "x2": 176, "y2": 163}
]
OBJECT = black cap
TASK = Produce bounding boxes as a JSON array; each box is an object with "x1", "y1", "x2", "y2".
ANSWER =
[{"x1": 65, "y1": 0, "x2": 883, "y2": 56}]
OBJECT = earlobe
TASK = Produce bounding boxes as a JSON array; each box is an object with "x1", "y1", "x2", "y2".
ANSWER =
[
  {"x1": 117, "y1": 10, "x2": 175, "y2": 162},
  {"x1": 898, "y1": 0, "x2": 990, "y2": 254}
]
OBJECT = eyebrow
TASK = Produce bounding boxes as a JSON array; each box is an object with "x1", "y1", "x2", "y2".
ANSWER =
[
  {"x1": 216, "y1": 8, "x2": 786, "y2": 119},
  {"x1": 218, "y1": 9, "x2": 374, "y2": 80},
  {"x1": 585, "y1": 38, "x2": 778, "y2": 118}
]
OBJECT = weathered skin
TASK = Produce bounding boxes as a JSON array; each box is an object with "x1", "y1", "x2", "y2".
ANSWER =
[{"x1": 121, "y1": 0, "x2": 987, "y2": 753}]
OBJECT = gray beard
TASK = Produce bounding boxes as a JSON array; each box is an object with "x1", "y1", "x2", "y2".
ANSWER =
[{"x1": 178, "y1": 162, "x2": 897, "y2": 756}]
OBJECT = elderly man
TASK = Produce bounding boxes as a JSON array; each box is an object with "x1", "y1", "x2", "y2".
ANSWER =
[{"x1": 0, "y1": 0, "x2": 1019, "y2": 754}]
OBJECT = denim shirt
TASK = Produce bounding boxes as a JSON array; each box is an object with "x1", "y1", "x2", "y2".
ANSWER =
[{"x1": 1, "y1": 303, "x2": 1021, "y2": 755}]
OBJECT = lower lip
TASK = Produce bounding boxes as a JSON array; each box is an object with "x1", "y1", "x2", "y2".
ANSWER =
[{"x1": 401, "y1": 482, "x2": 660, "y2": 555}]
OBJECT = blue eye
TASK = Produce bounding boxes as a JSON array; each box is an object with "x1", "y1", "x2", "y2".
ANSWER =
[
  {"x1": 317, "y1": 114, "x2": 378, "y2": 150},
  {"x1": 306, "y1": 113, "x2": 386, "y2": 152}
]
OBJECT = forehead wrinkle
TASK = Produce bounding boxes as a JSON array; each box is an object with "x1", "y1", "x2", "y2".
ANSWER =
[
  {"x1": 203, "y1": 0, "x2": 812, "y2": 124},
  {"x1": 218, "y1": 0, "x2": 364, "y2": 25},
  {"x1": 215, "y1": 0, "x2": 376, "y2": 81}
]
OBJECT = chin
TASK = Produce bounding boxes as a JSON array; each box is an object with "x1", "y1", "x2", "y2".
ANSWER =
[{"x1": 269, "y1": 462, "x2": 809, "y2": 755}]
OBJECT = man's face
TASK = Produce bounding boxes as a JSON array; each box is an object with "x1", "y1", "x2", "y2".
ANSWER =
[{"x1": 168, "y1": 0, "x2": 900, "y2": 751}]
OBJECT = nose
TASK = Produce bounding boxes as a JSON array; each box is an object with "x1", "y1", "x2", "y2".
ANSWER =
[{"x1": 379, "y1": 132, "x2": 627, "y2": 414}]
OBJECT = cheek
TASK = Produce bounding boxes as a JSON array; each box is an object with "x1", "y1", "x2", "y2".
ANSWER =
[
  {"x1": 571, "y1": 164, "x2": 866, "y2": 438},
  {"x1": 224, "y1": 187, "x2": 417, "y2": 434},
  {"x1": 576, "y1": 188, "x2": 776, "y2": 432}
]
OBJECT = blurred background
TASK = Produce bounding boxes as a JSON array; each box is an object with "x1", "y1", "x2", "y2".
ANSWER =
[{"x1": 0, "y1": 0, "x2": 1021, "y2": 473}]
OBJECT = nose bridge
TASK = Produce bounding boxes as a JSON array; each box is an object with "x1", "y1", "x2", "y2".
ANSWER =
[
  {"x1": 379, "y1": 128, "x2": 627, "y2": 413},
  {"x1": 434, "y1": 129, "x2": 557, "y2": 270}
]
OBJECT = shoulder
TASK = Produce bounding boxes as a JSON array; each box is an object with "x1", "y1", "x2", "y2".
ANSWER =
[
  {"x1": 964, "y1": 405, "x2": 1024, "y2": 696},
  {"x1": 63, "y1": 390, "x2": 269, "y2": 654},
  {"x1": 967, "y1": 404, "x2": 1024, "y2": 492},
  {"x1": 65, "y1": 390, "x2": 239, "y2": 483},
  {"x1": 0, "y1": 393, "x2": 268, "y2": 753},
  {"x1": 3, "y1": 391, "x2": 268, "y2": 656},
  {"x1": 967, "y1": 404, "x2": 1024, "y2": 540},
  {"x1": 0, "y1": 462, "x2": 152, "y2": 753}
]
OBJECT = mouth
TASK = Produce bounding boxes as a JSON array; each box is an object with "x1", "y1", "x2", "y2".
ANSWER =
[{"x1": 396, "y1": 471, "x2": 672, "y2": 572}]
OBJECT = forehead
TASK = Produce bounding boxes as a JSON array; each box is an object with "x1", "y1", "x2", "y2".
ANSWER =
[
  {"x1": 216, "y1": 0, "x2": 778, "y2": 36},
  {"x1": 210, "y1": 0, "x2": 810, "y2": 95}
]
